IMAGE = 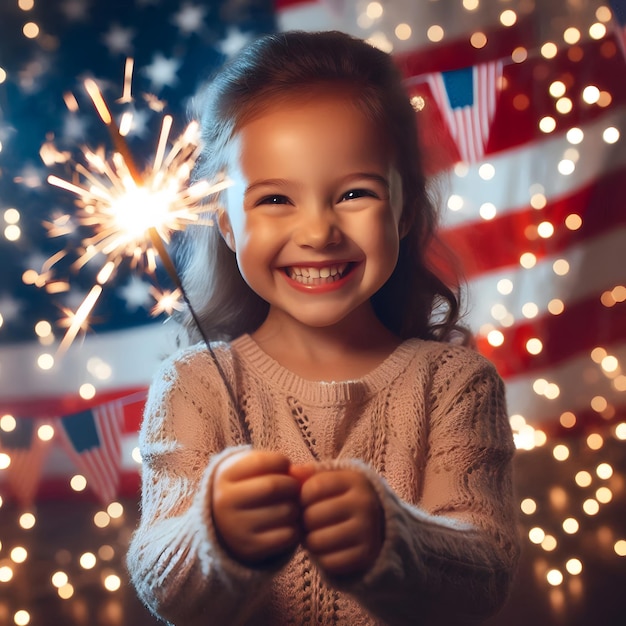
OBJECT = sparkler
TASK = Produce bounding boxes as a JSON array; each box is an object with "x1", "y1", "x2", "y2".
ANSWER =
[{"x1": 43, "y1": 72, "x2": 228, "y2": 353}]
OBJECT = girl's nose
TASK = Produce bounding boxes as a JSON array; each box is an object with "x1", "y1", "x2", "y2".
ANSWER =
[{"x1": 292, "y1": 207, "x2": 341, "y2": 249}]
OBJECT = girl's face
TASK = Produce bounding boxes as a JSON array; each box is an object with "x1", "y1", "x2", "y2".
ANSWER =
[{"x1": 220, "y1": 91, "x2": 403, "y2": 333}]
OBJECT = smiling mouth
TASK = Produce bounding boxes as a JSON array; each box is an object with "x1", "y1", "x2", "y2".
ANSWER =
[{"x1": 284, "y1": 263, "x2": 353, "y2": 285}]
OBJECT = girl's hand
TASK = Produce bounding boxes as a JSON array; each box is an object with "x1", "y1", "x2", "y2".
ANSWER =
[
  {"x1": 298, "y1": 468, "x2": 385, "y2": 578},
  {"x1": 211, "y1": 450, "x2": 302, "y2": 565}
]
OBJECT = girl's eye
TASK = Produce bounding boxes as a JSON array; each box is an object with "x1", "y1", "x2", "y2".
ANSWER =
[
  {"x1": 258, "y1": 194, "x2": 290, "y2": 205},
  {"x1": 340, "y1": 189, "x2": 377, "y2": 202}
]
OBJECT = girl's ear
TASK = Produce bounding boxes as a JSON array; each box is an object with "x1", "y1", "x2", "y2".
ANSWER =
[
  {"x1": 398, "y1": 211, "x2": 412, "y2": 239},
  {"x1": 217, "y1": 208, "x2": 236, "y2": 251}
]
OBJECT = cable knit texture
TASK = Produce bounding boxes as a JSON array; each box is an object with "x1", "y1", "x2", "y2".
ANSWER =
[{"x1": 127, "y1": 335, "x2": 520, "y2": 625}]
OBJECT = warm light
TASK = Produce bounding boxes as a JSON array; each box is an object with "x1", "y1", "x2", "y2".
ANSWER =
[
  {"x1": 520, "y1": 252, "x2": 536, "y2": 268},
  {"x1": 529, "y1": 527, "x2": 546, "y2": 544},
  {"x1": 479, "y1": 203, "x2": 496, "y2": 220},
  {"x1": 548, "y1": 298, "x2": 565, "y2": 315},
  {"x1": 575, "y1": 471, "x2": 593, "y2": 487},
  {"x1": 616, "y1": 423, "x2": 626, "y2": 440},
  {"x1": 520, "y1": 498, "x2": 537, "y2": 514},
  {"x1": 587, "y1": 433, "x2": 604, "y2": 450},
  {"x1": 19, "y1": 513, "x2": 36, "y2": 529},
  {"x1": 541, "y1": 42, "x2": 558, "y2": 59},
  {"x1": 23, "y1": 21, "x2": 39, "y2": 38},
  {"x1": 394, "y1": 23, "x2": 411, "y2": 40},
  {"x1": 79, "y1": 383, "x2": 96, "y2": 400},
  {"x1": 591, "y1": 396, "x2": 608, "y2": 412},
  {"x1": 553, "y1": 259, "x2": 570, "y2": 276},
  {"x1": 107, "y1": 502, "x2": 124, "y2": 518},
  {"x1": 539, "y1": 116, "x2": 556, "y2": 133},
  {"x1": 530, "y1": 193, "x2": 547, "y2": 209},
  {"x1": 80, "y1": 552, "x2": 97, "y2": 569},
  {"x1": 487, "y1": 330, "x2": 504, "y2": 347},
  {"x1": 553, "y1": 444, "x2": 569, "y2": 461},
  {"x1": 559, "y1": 411, "x2": 576, "y2": 428},
  {"x1": 58, "y1": 583, "x2": 74, "y2": 599},
  {"x1": 497, "y1": 279, "x2": 513, "y2": 295},
  {"x1": 11, "y1": 547, "x2": 28, "y2": 563},
  {"x1": 582, "y1": 85, "x2": 601, "y2": 104},
  {"x1": 0, "y1": 453, "x2": 10, "y2": 470},
  {"x1": 596, "y1": 487, "x2": 612, "y2": 503},
  {"x1": 70, "y1": 475, "x2": 87, "y2": 491},
  {"x1": 18, "y1": 0, "x2": 35, "y2": 11},
  {"x1": 104, "y1": 574, "x2": 122, "y2": 591},
  {"x1": 94, "y1": 511, "x2": 111, "y2": 528},
  {"x1": 526, "y1": 338, "x2": 543, "y2": 355},
  {"x1": 596, "y1": 463, "x2": 613, "y2": 479},
  {"x1": 541, "y1": 535, "x2": 557, "y2": 551},
  {"x1": 478, "y1": 163, "x2": 495, "y2": 180},
  {"x1": 14, "y1": 610, "x2": 31, "y2": 626},
  {"x1": 583, "y1": 499, "x2": 600, "y2": 515},
  {"x1": 563, "y1": 27, "x2": 581, "y2": 44},
  {"x1": 427, "y1": 25, "x2": 444, "y2": 43},
  {"x1": 546, "y1": 569, "x2": 563, "y2": 586},
  {"x1": 589, "y1": 22, "x2": 607, "y2": 40},
  {"x1": 566, "y1": 127, "x2": 584, "y2": 144},
  {"x1": 537, "y1": 221, "x2": 554, "y2": 238},
  {"x1": 37, "y1": 353, "x2": 54, "y2": 370},
  {"x1": 511, "y1": 47, "x2": 527, "y2": 63},
  {"x1": 0, "y1": 414, "x2": 16, "y2": 431},
  {"x1": 99, "y1": 545, "x2": 115, "y2": 560},
  {"x1": 4, "y1": 224, "x2": 21, "y2": 241},
  {"x1": 500, "y1": 10, "x2": 517, "y2": 26},
  {"x1": 615, "y1": 540, "x2": 626, "y2": 556},
  {"x1": 366, "y1": 2, "x2": 383, "y2": 19},
  {"x1": 558, "y1": 159, "x2": 575, "y2": 175},
  {"x1": 603, "y1": 127, "x2": 620, "y2": 144},
  {"x1": 470, "y1": 32, "x2": 487, "y2": 49},
  {"x1": 556, "y1": 98, "x2": 573, "y2": 114},
  {"x1": 600, "y1": 355, "x2": 619, "y2": 372},
  {"x1": 563, "y1": 518, "x2": 579, "y2": 534},
  {"x1": 566, "y1": 558, "x2": 583, "y2": 575},
  {"x1": 51, "y1": 571, "x2": 69, "y2": 588},
  {"x1": 0, "y1": 565, "x2": 14, "y2": 582},
  {"x1": 447, "y1": 194, "x2": 463, "y2": 211},
  {"x1": 37, "y1": 424, "x2": 54, "y2": 441},
  {"x1": 131, "y1": 446, "x2": 142, "y2": 463}
]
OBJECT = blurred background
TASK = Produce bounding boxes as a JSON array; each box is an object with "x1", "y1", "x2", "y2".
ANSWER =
[{"x1": 1, "y1": 0, "x2": 625, "y2": 624}]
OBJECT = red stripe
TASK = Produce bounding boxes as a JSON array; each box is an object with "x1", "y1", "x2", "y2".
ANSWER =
[
  {"x1": 274, "y1": 0, "x2": 313, "y2": 10},
  {"x1": 440, "y1": 167, "x2": 626, "y2": 279},
  {"x1": 477, "y1": 296, "x2": 626, "y2": 378},
  {"x1": 0, "y1": 385, "x2": 147, "y2": 420}
]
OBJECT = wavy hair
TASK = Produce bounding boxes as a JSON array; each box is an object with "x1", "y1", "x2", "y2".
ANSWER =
[{"x1": 177, "y1": 30, "x2": 466, "y2": 344}]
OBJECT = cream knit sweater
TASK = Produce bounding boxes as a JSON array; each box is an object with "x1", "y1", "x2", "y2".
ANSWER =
[{"x1": 127, "y1": 334, "x2": 520, "y2": 625}]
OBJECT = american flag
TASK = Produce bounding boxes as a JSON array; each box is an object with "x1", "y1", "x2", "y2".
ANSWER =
[{"x1": 1, "y1": 0, "x2": 625, "y2": 503}]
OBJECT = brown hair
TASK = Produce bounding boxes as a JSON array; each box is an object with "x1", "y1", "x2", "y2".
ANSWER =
[{"x1": 178, "y1": 30, "x2": 465, "y2": 344}]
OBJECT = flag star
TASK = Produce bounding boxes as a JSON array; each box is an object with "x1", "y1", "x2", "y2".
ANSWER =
[
  {"x1": 172, "y1": 3, "x2": 207, "y2": 35},
  {"x1": 103, "y1": 24, "x2": 135, "y2": 55},
  {"x1": 61, "y1": 0, "x2": 91, "y2": 21},
  {"x1": 118, "y1": 276, "x2": 153, "y2": 311},
  {"x1": 218, "y1": 28, "x2": 252, "y2": 58},
  {"x1": 0, "y1": 295, "x2": 22, "y2": 323},
  {"x1": 63, "y1": 113, "x2": 88, "y2": 141},
  {"x1": 143, "y1": 53, "x2": 181, "y2": 91}
]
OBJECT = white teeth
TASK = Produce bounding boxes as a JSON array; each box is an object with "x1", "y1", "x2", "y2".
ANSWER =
[{"x1": 287, "y1": 263, "x2": 349, "y2": 284}]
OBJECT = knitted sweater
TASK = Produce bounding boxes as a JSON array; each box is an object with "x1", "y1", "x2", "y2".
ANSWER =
[{"x1": 127, "y1": 334, "x2": 520, "y2": 626}]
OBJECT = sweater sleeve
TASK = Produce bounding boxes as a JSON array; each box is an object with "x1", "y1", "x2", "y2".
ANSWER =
[
  {"x1": 334, "y1": 356, "x2": 520, "y2": 625},
  {"x1": 126, "y1": 349, "x2": 275, "y2": 626}
]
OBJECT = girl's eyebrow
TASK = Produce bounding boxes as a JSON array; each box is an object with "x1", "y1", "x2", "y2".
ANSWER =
[{"x1": 245, "y1": 173, "x2": 389, "y2": 196}]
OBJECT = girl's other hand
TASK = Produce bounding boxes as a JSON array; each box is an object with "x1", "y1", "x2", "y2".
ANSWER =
[
  {"x1": 211, "y1": 450, "x2": 302, "y2": 566},
  {"x1": 299, "y1": 468, "x2": 384, "y2": 578}
]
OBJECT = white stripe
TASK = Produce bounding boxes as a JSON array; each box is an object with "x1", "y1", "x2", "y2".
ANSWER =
[
  {"x1": 505, "y1": 341, "x2": 626, "y2": 425},
  {"x1": 0, "y1": 321, "x2": 181, "y2": 401},
  {"x1": 440, "y1": 106, "x2": 626, "y2": 228},
  {"x1": 463, "y1": 226, "x2": 626, "y2": 332}
]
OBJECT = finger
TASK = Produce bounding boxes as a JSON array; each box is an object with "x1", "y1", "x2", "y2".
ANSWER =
[
  {"x1": 219, "y1": 450, "x2": 292, "y2": 481},
  {"x1": 301, "y1": 496, "x2": 351, "y2": 532},
  {"x1": 289, "y1": 462, "x2": 318, "y2": 485},
  {"x1": 243, "y1": 502, "x2": 301, "y2": 532},
  {"x1": 237, "y1": 526, "x2": 301, "y2": 564},
  {"x1": 315, "y1": 545, "x2": 372, "y2": 577},
  {"x1": 228, "y1": 474, "x2": 301, "y2": 508},
  {"x1": 303, "y1": 518, "x2": 361, "y2": 555},
  {"x1": 300, "y1": 470, "x2": 350, "y2": 507}
]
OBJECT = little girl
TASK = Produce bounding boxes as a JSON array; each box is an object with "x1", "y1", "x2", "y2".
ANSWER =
[{"x1": 128, "y1": 31, "x2": 520, "y2": 625}]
